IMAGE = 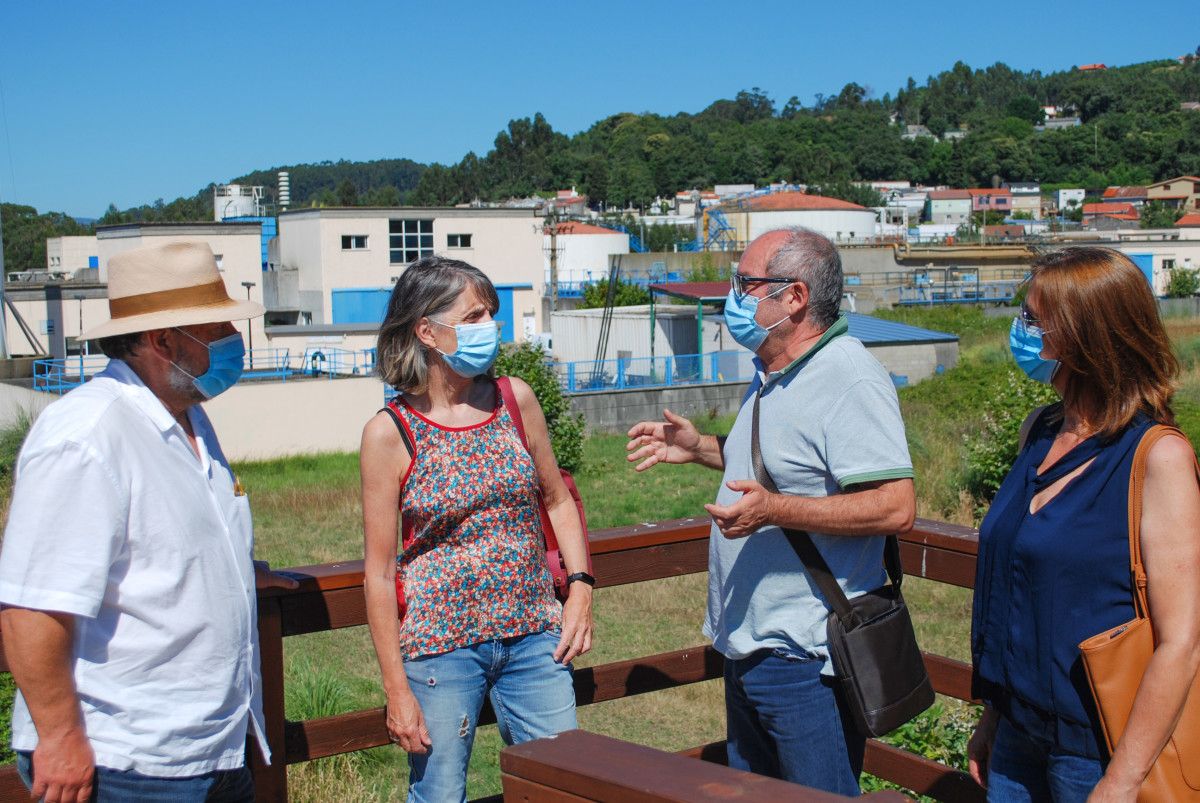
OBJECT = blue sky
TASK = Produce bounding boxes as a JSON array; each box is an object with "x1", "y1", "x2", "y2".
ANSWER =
[{"x1": 0, "y1": 1, "x2": 1196, "y2": 217}]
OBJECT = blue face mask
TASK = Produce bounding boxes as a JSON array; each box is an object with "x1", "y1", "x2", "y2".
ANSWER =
[
  {"x1": 1009, "y1": 317, "x2": 1060, "y2": 384},
  {"x1": 173, "y1": 329, "x2": 246, "y2": 399},
  {"x1": 432, "y1": 319, "x2": 500, "y2": 377},
  {"x1": 723, "y1": 284, "x2": 791, "y2": 352}
]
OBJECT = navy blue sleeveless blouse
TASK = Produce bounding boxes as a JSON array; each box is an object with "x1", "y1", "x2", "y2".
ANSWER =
[{"x1": 971, "y1": 404, "x2": 1154, "y2": 759}]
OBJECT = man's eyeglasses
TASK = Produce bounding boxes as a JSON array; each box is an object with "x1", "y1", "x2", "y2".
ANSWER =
[{"x1": 731, "y1": 272, "x2": 794, "y2": 300}]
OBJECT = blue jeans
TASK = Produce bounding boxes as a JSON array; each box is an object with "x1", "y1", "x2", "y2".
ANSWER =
[
  {"x1": 724, "y1": 647, "x2": 864, "y2": 796},
  {"x1": 404, "y1": 630, "x2": 577, "y2": 803},
  {"x1": 16, "y1": 752, "x2": 253, "y2": 802},
  {"x1": 987, "y1": 718, "x2": 1104, "y2": 802}
]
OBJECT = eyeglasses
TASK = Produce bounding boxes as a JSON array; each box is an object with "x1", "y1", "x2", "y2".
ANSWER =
[
  {"x1": 1019, "y1": 303, "x2": 1040, "y2": 328},
  {"x1": 731, "y1": 271, "x2": 794, "y2": 300}
]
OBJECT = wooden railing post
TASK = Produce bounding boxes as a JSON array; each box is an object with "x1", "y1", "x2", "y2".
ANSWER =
[{"x1": 253, "y1": 594, "x2": 288, "y2": 802}]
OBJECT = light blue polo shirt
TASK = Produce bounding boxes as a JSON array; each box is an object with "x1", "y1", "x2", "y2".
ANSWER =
[{"x1": 703, "y1": 315, "x2": 913, "y2": 674}]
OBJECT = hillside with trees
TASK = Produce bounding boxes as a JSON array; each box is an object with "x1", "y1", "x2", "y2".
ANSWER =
[{"x1": 410, "y1": 57, "x2": 1200, "y2": 207}]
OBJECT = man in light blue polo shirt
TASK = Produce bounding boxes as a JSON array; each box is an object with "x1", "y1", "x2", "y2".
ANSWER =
[{"x1": 626, "y1": 227, "x2": 915, "y2": 795}]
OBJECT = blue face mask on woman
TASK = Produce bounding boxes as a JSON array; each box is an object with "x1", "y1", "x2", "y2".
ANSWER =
[
  {"x1": 1009, "y1": 317, "x2": 1060, "y2": 384},
  {"x1": 723, "y1": 284, "x2": 791, "y2": 352},
  {"x1": 173, "y1": 329, "x2": 246, "y2": 399},
  {"x1": 432, "y1": 319, "x2": 500, "y2": 377}
]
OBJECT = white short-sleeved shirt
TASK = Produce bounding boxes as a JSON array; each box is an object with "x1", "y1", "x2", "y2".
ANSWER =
[
  {"x1": 704, "y1": 317, "x2": 914, "y2": 673},
  {"x1": 0, "y1": 360, "x2": 269, "y2": 776}
]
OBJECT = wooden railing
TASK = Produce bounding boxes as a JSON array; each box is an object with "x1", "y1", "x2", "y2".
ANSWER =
[{"x1": 0, "y1": 516, "x2": 985, "y2": 801}]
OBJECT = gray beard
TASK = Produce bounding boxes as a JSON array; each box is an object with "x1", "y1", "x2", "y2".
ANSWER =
[{"x1": 167, "y1": 359, "x2": 208, "y2": 405}]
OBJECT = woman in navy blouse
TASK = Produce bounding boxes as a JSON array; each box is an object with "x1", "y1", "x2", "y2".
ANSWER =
[{"x1": 968, "y1": 247, "x2": 1200, "y2": 802}]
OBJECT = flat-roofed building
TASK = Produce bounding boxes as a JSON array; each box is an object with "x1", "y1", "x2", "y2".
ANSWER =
[
  {"x1": 45, "y1": 235, "x2": 99, "y2": 275},
  {"x1": 275, "y1": 207, "x2": 544, "y2": 341}
]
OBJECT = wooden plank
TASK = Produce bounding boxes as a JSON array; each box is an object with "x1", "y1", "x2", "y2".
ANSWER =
[
  {"x1": 0, "y1": 765, "x2": 26, "y2": 800},
  {"x1": 281, "y1": 586, "x2": 368, "y2": 636},
  {"x1": 924, "y1": 654, "x2": 976, "y2": 702},
  {"x1": 501, "y1": 775, "x2": 594, "y2": 802},
  {"x1": 251, "y1": 597, "x2": 288, "y2": 803},
  {"x1": 285, "y1": 645, "x2": 725, "y2": 763},
  {"x1": 501, "y1": 729, "x2": 880, "y2": 802},
  {"x1": 898, "y1": 541, "x2": 978, "y2": 589},
  {"x1": 864, "y1": 739, "x2": 984, "y2": 802}
]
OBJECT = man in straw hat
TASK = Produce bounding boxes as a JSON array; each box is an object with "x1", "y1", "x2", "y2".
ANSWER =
[{"x1": 0, "y1": 242, "x2": 297, "y2": 802}]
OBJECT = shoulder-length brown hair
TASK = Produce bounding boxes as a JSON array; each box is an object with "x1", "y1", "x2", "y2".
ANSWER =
[
  {"x1": 1028, "y1": 246, "x2": 1177, "y2": 438},
  {"x1": 376, "y1": 256, "x2": 500, "y2": 394}
]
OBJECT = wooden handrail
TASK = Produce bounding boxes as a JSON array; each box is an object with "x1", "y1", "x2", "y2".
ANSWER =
[{"x1": 0, "y1": 516, "x2": 983, "y2": 801}]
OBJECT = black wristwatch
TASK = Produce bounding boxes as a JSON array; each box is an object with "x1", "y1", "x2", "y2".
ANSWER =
[{"x1": 565, "y1": 571, "x2": 595, "y2": 588}]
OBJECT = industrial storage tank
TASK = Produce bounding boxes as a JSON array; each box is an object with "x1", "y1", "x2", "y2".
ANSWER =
[{"x1": 721, "y1": 191, "x2": 879, "y2": 243}]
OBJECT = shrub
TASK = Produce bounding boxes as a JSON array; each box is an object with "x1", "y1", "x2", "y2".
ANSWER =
[
  {"x1": 495, "y1": 342, "x2": 585, "y2": 473},
  {"x1": 964, "y1": 364, "x2": 1058, "y2": 505},
  {"x1": 1165, "y1": 267, "x2": 1200, "y2": 299},
  {"x1": 580, "y1": 279, "x2": 650, "y2": 309},
  {"x1": 862, "y1": 702, "x2": 979, "y2": 797}
]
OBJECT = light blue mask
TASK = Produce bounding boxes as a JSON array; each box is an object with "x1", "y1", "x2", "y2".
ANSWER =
[
  {"x1": 173, "y1": 329, "x2": 246, "y2": 399},
  {"x1": 723, "y1": 284, "x2": 791, "y2": 351},
  {"x1": 1009, "y1": 317, "x2": 1060, "y2": 384},
  {"x1": 432, "y1": 319, "x2": 500, "y2": 377}
]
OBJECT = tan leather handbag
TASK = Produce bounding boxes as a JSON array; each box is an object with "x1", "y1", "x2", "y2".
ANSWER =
[{"x1": 1078, "y1": 425, "x2": 1200, "y2": 802}]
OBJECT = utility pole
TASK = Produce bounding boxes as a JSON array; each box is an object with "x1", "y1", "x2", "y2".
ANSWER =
[
  {"x1": 0, "y1": 203, "x2": 7, "y2": 359},
  {"x1": 241, "y1": 281, "x2": 256, "y2": 368},
  {"x1": 548, "y1": 203, "x2": 559, "y2": 313}
]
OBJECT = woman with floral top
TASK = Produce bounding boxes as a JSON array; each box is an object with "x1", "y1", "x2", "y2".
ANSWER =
[{"x1": 361, "y1": 256, "x2": 593, "y2": 803}]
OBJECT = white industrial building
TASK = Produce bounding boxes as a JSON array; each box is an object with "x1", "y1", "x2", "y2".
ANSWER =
[
  {"x1": 719, "y1": 191, "x2": 879, "y2": 243},
  {"x1": 274, "y1": 207, "x2": 545, "y2": 341},
  {"x1": 44, "y1": 235, "x2": 99, "y2": 275}
]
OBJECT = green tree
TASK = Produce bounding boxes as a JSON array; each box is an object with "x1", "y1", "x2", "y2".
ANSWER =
[
  {"x1": 580, "y1": 279, "x2": 651, "y2": 309},
  {"x1": 1141, "y1": 201, "x2": 1183, "y2": 228},
  {"x1": 493, "y1": 342, "x2": 585, "y2": 472},
  {"x1": 1, "y1": 203, "x2": 92, "y2": 274},
  {"x1": 335, "y1": 179, "x2": 359, "y2": 206},
  {"x1": 1165, "y1": 267, "x2": 1200, "y2": 298}
]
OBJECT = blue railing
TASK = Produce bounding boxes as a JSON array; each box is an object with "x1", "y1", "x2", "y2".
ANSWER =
[
  {"x1": 33, "y1": 348, "x2": 381, "y2": 395},
  {"x1": 33, "y1": 355, "x2": 111, "y2": 394},
  {"x1": 550, "y1": 350, "x2": 756, "y2": 393}
]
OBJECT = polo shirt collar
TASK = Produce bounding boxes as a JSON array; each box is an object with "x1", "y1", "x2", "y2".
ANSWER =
[
  {"x1": 755, "y1": 314, "x2": 849, "y2": 387},
  {"x1": 102, "y1": 359, "x2": 187, "y2": 433}
]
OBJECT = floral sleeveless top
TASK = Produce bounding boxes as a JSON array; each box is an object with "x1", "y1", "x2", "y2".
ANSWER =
[{"x1": 391, "y1": 385, "x2": 560, "y2": 659}]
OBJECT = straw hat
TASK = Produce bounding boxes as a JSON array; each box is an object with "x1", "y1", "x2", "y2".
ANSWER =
[{"x1": 81, "y1": 242, "x2": 265, "y2": 340}]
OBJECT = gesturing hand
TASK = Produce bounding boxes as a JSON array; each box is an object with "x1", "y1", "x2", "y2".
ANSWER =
[
  {"x1": 704, "y1": 480, "x2": 777, "y2": 539},
  {"x1": 625, "y1": 409, "x2": 702, "y2": 472}
]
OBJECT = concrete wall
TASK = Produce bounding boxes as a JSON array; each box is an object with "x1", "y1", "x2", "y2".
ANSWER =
[
  {"x1": 866, "y1": 342, "x2": 958, "y2": 385},
  {"x1": 45, "y1": 236, "x2": 99, "y2": 271},
  {"x1": 568, "y1": 380, "x2": 751, "y2": 433},
  {"x1": 204, "y1": 375, "x2": 386, "y2": 461}
]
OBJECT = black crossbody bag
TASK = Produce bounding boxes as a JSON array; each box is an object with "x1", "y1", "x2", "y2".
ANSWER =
[{"x1": 749, "y1": 389, "x2": 933, "y2": 737}]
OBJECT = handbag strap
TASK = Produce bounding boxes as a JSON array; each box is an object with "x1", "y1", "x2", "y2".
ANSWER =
[
  {"x1": 380, "y1": 403, "x2": 416, "y2": 457},
  {"x1": 750, "y1": 388, "x2": 904, "y2": 630},
  {"x1": 495, "y1": 376, "x2": 531, "y2": 455},
  {"x1": 1126, "y1": 424, "x2": 1199, "y2": 619}
]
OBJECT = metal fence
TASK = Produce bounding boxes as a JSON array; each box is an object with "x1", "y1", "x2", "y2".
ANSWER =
[
  {"x1": 549, "y1": 350, "x2": 756, "y2": 393},
  {"x1": 32, "y1": 347, "x2": 380, "y2": 395}
]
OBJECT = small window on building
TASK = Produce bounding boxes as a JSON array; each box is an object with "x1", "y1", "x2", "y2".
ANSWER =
[
  {"x1": 389, "y1": 219, "x2": 435, "y2": 264},
  {"x1": 213, "y1": 254, "x2": 224, "y2": 270},
  {"x1": 1164, "y1": 259, "x2": 1177, "y2": 271},
  {"x1": 447, "y1": 233, "x2": 472, "y2": 248},
  {"x1": 341, "y1": 235, "x2": 368, "y2": 250}
]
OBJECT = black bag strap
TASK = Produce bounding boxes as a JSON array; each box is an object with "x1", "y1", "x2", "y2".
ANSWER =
[
  {"x1": 380, "y1": 404, "x2": 416, "y2": 457},
  {"x1": 750, "y1": 388, "x2": 903, "y2": 630}
]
